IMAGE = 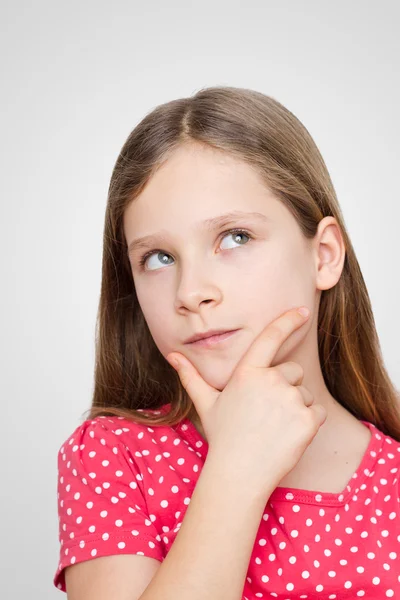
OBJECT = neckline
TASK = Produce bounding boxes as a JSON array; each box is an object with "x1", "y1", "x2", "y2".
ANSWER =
[{"x1": 161, "y1": 404, "x2": 384, "y2": 507}]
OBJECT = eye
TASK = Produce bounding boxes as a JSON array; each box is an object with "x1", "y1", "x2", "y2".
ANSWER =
[
  {"x1": 138, "y1": 228, "x2": 252, "y2": 271},
  {"x1": 220, "y1": 229, "x2": 251, "y2": 250}
]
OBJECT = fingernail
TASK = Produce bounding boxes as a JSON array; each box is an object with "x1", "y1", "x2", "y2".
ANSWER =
[{"x1": 298, "y1": 307, "x2": 310, "y2": 318}]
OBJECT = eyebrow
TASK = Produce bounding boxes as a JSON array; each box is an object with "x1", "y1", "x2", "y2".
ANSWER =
[{"x1": 127, "y1": 210, "x2": 271, "y2": 257}]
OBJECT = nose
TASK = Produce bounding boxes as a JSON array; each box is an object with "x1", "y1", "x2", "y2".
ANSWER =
[{"x1": 174, "y1": 262, "x2": 223, "y2": 313}]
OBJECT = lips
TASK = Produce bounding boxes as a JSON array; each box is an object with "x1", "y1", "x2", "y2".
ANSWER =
[
  {"x1": 185, "y1": 329, "x2": 236, "y2": 344},
  {"x1": 187, "y1": 329, "x2": 240, "y2": 348}
]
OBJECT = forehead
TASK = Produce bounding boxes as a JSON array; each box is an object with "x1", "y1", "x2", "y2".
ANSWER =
[{"x1": 123, "y1": 144, "x2": 285, "y2": 235}]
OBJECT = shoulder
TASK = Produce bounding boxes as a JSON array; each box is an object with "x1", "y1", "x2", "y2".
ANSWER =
[
  {"x1": 57, "y1": 416, "x2": 121, "y2": 455},
  {"x1": 57, "y1": 410, "x2": 172, "y2": 462},
  {"x1": 56, "y1": 416, "x2": 153, "y2": 513},
  {"x1": 57, "y1": 407, "x2": 202, "y2": 484},
  {"x1": 57, "y1": 417, "x2": 131, "y2": 478},
  {"x1": 361, "y1": 421, "x2": 400, "y2": 496}
]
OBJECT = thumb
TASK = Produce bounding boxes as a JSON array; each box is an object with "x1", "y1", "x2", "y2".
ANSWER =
[{"x1": 166, "y1": 353, "x2": 219, "y2": 420}]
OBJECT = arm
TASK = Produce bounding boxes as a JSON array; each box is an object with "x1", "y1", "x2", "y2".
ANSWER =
[{"x1": 139, "y1": 452, "x2": 276, "y2": 600}]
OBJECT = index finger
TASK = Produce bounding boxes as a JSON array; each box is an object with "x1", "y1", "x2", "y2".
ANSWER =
[{"x1": 236, "y1": 307, "x2": 310, "y2": 370}]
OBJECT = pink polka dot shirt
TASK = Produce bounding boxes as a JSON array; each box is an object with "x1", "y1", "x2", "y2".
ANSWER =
[{"x1": 54, "y1": 404, "x2": 400, "y2": 597}]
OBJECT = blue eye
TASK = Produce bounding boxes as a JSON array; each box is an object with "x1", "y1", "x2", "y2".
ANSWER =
[{"x1": 138, "y1": 228, "x2": 252, "y2": 271}]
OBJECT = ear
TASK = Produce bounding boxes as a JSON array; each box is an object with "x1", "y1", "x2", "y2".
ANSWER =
[{"x1": 313, "y1": 216, "x2": 346, "y2": 291}]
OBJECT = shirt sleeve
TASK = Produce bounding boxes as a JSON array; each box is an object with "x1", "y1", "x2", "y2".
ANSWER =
[{"x1": 53, "y1": 419, "x2": 164, "y2": 592}]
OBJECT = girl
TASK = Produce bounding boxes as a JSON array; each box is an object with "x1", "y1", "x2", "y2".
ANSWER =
[{"x1": 53, "y1": 86, "x2": 400, "y2": 599}]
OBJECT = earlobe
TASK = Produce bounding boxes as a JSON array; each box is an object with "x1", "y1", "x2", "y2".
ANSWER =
[{"x1": 314, "y1": 217, "x2": 346, "y2": 292}]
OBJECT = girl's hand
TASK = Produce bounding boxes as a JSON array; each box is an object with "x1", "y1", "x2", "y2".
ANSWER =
[{"x1": 166, "y1": 307, "x2": 327, "y2": 500}]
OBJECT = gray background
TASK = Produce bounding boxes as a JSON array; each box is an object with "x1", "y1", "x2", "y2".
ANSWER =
[{"x1": 1, "y1": 1, "x2": 399, "y2": 597}]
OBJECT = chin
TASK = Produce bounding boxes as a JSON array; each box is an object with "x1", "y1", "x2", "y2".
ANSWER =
[{"x1": 200, "y1": 370, "x2": 231, "y2": 392}]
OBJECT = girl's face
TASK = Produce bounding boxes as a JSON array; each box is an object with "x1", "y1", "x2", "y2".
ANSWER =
[{"x1": 123, "y1": 143, "x2": 318, "y2": 391}]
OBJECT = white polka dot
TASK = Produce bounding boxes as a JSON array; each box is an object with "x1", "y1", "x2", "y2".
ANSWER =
[
  {"x1": 344, "y1": 581, "x2": 352, "y2": 589},
  {"x1": 286, "y1": 583, "x2": 294, "y2": 591}
]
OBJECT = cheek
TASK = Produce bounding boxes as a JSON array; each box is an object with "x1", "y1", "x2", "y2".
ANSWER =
[
  {"x1": 135, "y1": 285, "x2": 172, "y2": 349},
  {"x1": 243, "y1": 249, "x2": 310, "y2": 311},
  {"x1": 244, "y1": 246, "x2": 315, "y2": 338},
  {"x1": 254, "y1": 249, "x2": 315, "y2": 366}
]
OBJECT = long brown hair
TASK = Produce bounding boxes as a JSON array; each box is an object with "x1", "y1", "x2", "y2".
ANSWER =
[{"x1": 83, "y1": 86, "x2": 400, "y2": 440}]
